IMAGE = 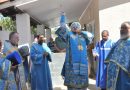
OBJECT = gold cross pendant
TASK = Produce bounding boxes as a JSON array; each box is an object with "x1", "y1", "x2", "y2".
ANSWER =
[{"x1": 78, "y1": 45, "x2": 83, "y2": 51}]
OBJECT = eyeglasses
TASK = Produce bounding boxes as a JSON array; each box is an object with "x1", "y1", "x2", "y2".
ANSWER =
[{"x1": 72, "y1": 27, "x2": 78, "y2": 30}]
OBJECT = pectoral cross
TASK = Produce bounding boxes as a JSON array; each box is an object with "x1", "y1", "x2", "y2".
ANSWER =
[{"x1": 78, "y1": 45, "x2": 83, "y2": 51}]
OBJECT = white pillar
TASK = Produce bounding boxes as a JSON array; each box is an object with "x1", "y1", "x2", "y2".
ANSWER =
[
  {"x1": 37, "y1": 25, "x2": 45, "y2": 36},
  {"x1": 16, "y1": 13, "x2": 31, "y2": 46},
  {"x1": 45, "y1": 28, "x2": 51, "y2": 43}
]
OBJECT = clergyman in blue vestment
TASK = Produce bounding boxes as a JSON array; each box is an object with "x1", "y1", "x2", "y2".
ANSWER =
[
  {"x1": 56, "y1": 21, "x2": 93, "y2": 90},
  {"x1": 0, "y1": 32, "x2": 25, "y2": 90},
  {"x1": 105, "y1": 22, "x2": 130, "y2": 90},
  {"x1": 93, "y1": 30, "x2": 114, "y2": 90},
  {"x1": 30, "y1": 34, "x2": 53, "y2": 90}
]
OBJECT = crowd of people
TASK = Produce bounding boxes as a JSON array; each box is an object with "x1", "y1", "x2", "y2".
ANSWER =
[{"x1": 0, "y1": 16, "x2": 130, "y2": 90}]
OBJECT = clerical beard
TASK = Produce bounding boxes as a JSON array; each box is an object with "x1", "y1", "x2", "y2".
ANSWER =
[{"x1": 38, "y1": 41, "x2": 43, "y2": 45}]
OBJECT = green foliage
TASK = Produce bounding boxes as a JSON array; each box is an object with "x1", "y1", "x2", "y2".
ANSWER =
[
  {"x1": 0, "y1": 16, "x2": 37, "y2": 34},
  {"x1": 0, "y1": 17, "x2": 16, "y2": 31},
  {"x1": 31, "y1": 26, "x2": 37, "y2": 34}
]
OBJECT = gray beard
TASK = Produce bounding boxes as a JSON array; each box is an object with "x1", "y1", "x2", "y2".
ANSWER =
[{"x1": 120, "y1": 34, "x2": 130, "y2": 40}]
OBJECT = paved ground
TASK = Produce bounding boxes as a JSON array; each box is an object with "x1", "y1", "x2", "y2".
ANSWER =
[
  {"x1": 50, "y1": 53, "x2": 98, "y2": 90},
  {"x1": 52, "y1": 78, "x2": 97, "y2": 90}
]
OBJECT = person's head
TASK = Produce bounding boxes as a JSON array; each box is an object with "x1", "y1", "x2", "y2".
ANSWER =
[
  {"x1": 120, "y1": 22, "x2": 130, "y2": 39},
  {"x1": 102, "y1": 30, "x2": 109, "y2": 41},
  {"x1": 70, "y1": 22, "x2": 81, "y2": 34},
  {"x1": 34, "y1": 35, "x2": 39, "y2": 43},
  {"x1": 37, "y1": 34, "x2": 45, "y2": 45},
  {"x1": 9, "y1": 32, "x2": 19, "y2": 46}
]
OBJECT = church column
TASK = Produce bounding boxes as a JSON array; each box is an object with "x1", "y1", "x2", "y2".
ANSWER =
[{"x1": 16, "y1": 13, "x2": 31, "y2": 46}]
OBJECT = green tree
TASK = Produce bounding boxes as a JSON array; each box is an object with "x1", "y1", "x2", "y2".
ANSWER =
[
  {"x1": 0, "y1": 17, "x2": 16, "y2": 32},
  {"x1": 0, "y1": 16, "x2": 37, "y2": 34},
  {"x1": 31, "y1": 26, "x2": 37, "y2": 34}
]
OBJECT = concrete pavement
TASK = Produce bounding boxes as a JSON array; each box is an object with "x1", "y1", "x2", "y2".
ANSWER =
[{"x1": 50, "y1": 53, "x2": 98, "y2": 90}]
